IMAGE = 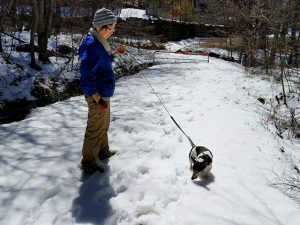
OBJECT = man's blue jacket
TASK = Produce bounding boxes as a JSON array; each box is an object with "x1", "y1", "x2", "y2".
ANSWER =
[{"x1": 78, "y1": 34, "x2": 115, "y2": 97}]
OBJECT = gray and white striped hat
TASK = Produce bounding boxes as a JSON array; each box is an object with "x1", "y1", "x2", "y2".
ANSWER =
[{"x1": 92, "y1": 8, "x2": 117, "y2": 28}]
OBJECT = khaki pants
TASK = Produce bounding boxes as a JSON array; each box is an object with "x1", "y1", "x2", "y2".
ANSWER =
[{"x1": 81, "y1": 95, "x2": 110, "y2": 167}]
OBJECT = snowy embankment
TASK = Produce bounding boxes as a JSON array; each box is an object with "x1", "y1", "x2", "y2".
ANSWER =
[{"x1": 0, "y1": 56, "x2": 299, "y2": 225}]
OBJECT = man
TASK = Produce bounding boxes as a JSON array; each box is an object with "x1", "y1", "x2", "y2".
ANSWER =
[{"x1": 78, "y1": 8, "x2": 126, "y2": 174}]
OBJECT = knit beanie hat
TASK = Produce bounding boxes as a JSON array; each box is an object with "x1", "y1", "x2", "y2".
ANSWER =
[{"x1": 92, "y1": 8, "x2": 117, "y2": 28}]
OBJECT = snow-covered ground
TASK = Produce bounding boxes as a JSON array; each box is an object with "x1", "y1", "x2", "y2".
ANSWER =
[
  {"x1": 0, "y1": 54, "x2": 299, "y2": 224},
  {"x1": 119, "y1": 8, "x2": 149, "y2": 20}
]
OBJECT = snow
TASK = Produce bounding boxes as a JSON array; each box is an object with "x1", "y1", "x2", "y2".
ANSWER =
[
  {"x1": 165, "y1": 40, "x2": 196, "y2": 52},
  {"x1": 0, "y1": 31, "x2": 82, "y2": 102},
  {"x1": 118, "y1": 7, "x2": 203, "y2": 24},
  {"x1": 119, "y1": 8, "x2": 149, "y2": 20},
  {"x1": 1, "y1": 52, "x2": 300, "y2": 224}
]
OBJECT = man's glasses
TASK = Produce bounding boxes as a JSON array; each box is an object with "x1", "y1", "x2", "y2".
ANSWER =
[{"x1": 107, "y1": 25, "x2": 116, "y2": 33}]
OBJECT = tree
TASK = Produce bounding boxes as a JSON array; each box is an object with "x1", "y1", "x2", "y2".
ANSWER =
[
  {"x1": 209, "y1": 0, "x2": 296, "y2": 67},
  {"x1": 29, "y1": 0, "x2": 40, "y2": 69},
  {"x1": 0, "y1": 0, "x2": 14, "y2": 53},
  {"x1": 180, "y1": 0, "x2": 195, "y2": 22},
  {"x1": 287, "y1": 0, "x2": 300, "y2": 67},
  {"x1": 29, "y1": 0, "x2": 55, "y2": 67},
  {"x1": 37, "y1": 0, "x2": 55, "y2": 64},
  {"x1": 141, "y1": 0, "x2": 161, "y2": 17}
]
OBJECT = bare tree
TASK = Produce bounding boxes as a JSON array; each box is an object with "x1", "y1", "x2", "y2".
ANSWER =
[
  {"x1": 0, "y1": 0, "x2": 14, "y2": 53},
  {"x1": 287, "y1": 0, "x2": 300, "y2": 67},
  {"x1": 29, "y1": 0, "x2": 40, "y2": 69},
  {"x1": 37, "y1": 0, "x2": 55, "y2": 64},
  {"x1": 0, "y1": 8, "x2": 4, "y2": 52}
]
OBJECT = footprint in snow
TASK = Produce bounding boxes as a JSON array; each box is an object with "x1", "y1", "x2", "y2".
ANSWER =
[
  {"x1": 159, "y1": 119, "x2": 167, "y2": 126},
  {"x1": 178, "y1": 134, "x2": 183, "y2": 143},
  {"x1": 53, "y1": 217, "x2": 74, "y2": 225},
  {"x1": 123, "y1": 125, "x2": 134, "y2": 133},
  {"x1": 116, "y1": 185, "x2": 128, "y2": 194},
  {"x1": 161, "y1": 191, "x2": 180, "y2": 208},
  {"x1": 137, "y1": 146, "x2": 153, "y2": 154},
  {"x1": 173, "y1": 104, "x2": 181, "y2": 107},
  {"x1": 129, "y1": 191, "x2": 145, "y2": 203},
  {"x1": 67, "y1": 167, "x2": 76, "y2": 175},
  {"x1": 187, "y1": 116, "x2": 194, "y2": 122},
  {"x1": 137, "y1": 165, "x2": 149, "y2": 175},
  {"x1": 135, "y1": 203, "x2": 158, "y2": 218},
  {"x1": 111, "y1": 115, "x2": 119, "y2": 121},
  {"x1": 38, "y1": 186, "x2": 62, "y2": 205},
  {"x1": 144, "y1": 101, "x2": 156, "y2": 108},
  {"x1": 163, "y1": 127, "x2": 172, "y2": 135},
  {"x1": 182, "y1": 109, "x2": 192, "y2": 115},
  {"x1": 161, "y1": 150, "x2": 172, "y2": 159},
  {"x1": 175, "y1": 167, "x2": 187, "y2": 178}
]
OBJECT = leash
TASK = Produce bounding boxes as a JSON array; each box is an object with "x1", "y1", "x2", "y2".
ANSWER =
[
  {"x1": 142, "y1": 73, "x2": 196, "y2": 148},
  {"x1": 113, "y1": 48, "x2": 197, "y2": 148}
]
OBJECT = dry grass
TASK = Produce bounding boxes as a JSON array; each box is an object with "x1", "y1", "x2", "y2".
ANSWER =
[
  {"x1": 196, "y1": 36, "x2": 296, "y2": 52},
  {"x1": 194, "y1": 37, "x2": 244, "y2": 50}
]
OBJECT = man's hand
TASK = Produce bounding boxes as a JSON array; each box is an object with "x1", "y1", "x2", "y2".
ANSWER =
[
  {"x1": 114, "y1": 45, "x2": 126, "y2": 56},
  {"x1": 98, "y1": 98, "x2": 108, "y2": 109},
  {"x1": 93, "y1": 93, "x2": 108, "y2": 109}
]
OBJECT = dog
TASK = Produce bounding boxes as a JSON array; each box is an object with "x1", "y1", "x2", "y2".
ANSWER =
[{"x1": 189, "y1": 146, "x2": 213, "y2": 180}]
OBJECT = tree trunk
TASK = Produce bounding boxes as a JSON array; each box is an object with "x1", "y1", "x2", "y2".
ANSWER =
[
  {"x1": 288, "y1": 5, "x2": 299, "y2": 66},
  {"x1": 0, "y1": 34, "x2": 3, "y2": 52},
  {"x1": 288, "y1": 27, "x2": 296, "y2": 65},
  {"x1": 295, "y1": 35, "x2": 300, "y2": 68},
  {"x1": 270, "y1": 31, "x2": 279, "y2": 64},
  {"x1": 280, "y1": 57, "x2": 287, "y2": 106},
  {"x1": 229, "y1": 36, "x2": 232, "y2": 58},
  {"x1": 38, "y1": 32, "x2": 49, "y2": 63},
  {"x1": 264, "y1": 35, "x2": 269, "y2": 73},
  {"x1": 37, "y1": 0, "x2": 54, "y2": 64},
  {"x1": 0, "y1": 29, "x2": 3, "y2": 52},
  {"x1": 29, "y1": 0, "x2": 41, "y2": 70}
]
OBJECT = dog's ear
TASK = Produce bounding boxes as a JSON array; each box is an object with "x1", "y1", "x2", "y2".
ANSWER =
[
  {"x1": 195, "y1": 146, "x2": 202, "y2": 155},
  {"x1": 203, "y1": 155, "x2": 212, "y2": 164}
]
